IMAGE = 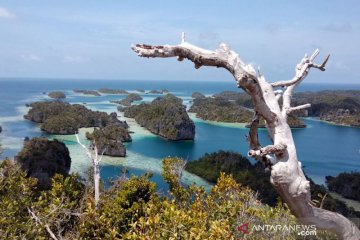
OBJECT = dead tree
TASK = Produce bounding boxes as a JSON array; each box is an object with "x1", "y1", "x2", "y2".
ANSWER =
[
  {"x1": 131, "y1": 33, "x2": 360, "y2": 239},
  {"x1": 75, "y1": 134, "x2": 104, "y2": 208}
]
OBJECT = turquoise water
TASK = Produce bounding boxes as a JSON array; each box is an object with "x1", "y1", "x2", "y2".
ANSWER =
[{"x1": 0, "y1": 79, "x2": 359, "y2": 188}]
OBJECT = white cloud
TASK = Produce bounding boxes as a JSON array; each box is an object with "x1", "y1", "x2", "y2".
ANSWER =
[
  {"x1": 0, "y1": 7, "x2": 16, "y2": 19},
  {"x1": 20, "y1": 54, "x2": 41, "y2": 62},
  {"x1": 63, "y1": 56, "x2": 90, "y2": 63}
]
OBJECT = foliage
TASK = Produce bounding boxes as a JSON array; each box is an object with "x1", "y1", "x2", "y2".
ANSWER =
[
  {"x1": 326, "y1": 171, "x2": 360, "y2": 201},
  {"x1": 0, "y1": 156, "x2": 340, "y2": 239},
  {"x1": 0, "y1": 159, "x2": 85, "y2": 239}
]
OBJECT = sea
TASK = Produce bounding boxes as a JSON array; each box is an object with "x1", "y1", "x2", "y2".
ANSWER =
[{"x1": 0, "y1": 78, "x2": 359, "y2": 192}]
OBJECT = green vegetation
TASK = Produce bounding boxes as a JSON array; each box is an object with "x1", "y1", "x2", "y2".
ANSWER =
[
  {"x1": 15, "y1": 137, "x2": 71, "y2": 189},
  {"x1": 326, "y1": 172, "x2": 360, "y2": 201},
  {"x1": 186, "y1": 150, "x2": 360, "y2": 222},
  {"x1": 98, "y1": 88, "x2": 128, "y2": 94},
  {"x1": 24, "y1": 101, "x2": 128, "y2": 134},
  {"x1": 73, "y1": 89, "x2": 101, "y2": 96},
  {"x1": 48, "y1": 91, "x2": 66, "y2": 99},
  {"x1": 112, "y1": 93, "x2": 143, "y2": 106},
  {"x1": 86, "y1": 125, "x2": 132, "y2": 157},
  {"x1": 293, "y1": 90, "x2": 360, "y2": 127},
  {"x1": 124, "y1": 94, "x2": 195, "y2": 140},
  {"x1": 3, "y1": 156, "x2": 337, "y2": 239}
]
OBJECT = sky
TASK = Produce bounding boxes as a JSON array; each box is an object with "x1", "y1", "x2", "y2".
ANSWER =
[{"x1": 0, "y1": 0, "x2": 359, "y2": 83}]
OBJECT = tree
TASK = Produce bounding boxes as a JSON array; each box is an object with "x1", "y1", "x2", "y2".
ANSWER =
[
  {"x1": 131, "y1": 33, "x2": 360, "y2": 239},
  {"x1": 76, "y1": 134, "x2": 104, "y2": 208}
]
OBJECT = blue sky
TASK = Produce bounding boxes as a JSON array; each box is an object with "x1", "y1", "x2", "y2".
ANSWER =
[{"x1": 0, "y1": 0, "x2": 359, "y2": 83}]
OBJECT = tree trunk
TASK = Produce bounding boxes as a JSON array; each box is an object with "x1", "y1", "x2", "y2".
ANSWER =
[{"x1": 131, "y1": 34, "x2": 360, "y2": 239}]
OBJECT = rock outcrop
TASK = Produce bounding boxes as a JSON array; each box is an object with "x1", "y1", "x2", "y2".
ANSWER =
[
  {"x1": 86, "y1": 125, "x2": 132, "y2": 157},
  {"x1": 16, "y1": 137, "x2": 71, "y2": 190},
  {"x1": 48, "y1": 91, "x2": 66, "y2": 99},
  {"x1": 24, "y1": 101, "x2": 128, "y2": 134},
  {"x1": 124, "y1": 94, "x2": 195, "y2": 140}
]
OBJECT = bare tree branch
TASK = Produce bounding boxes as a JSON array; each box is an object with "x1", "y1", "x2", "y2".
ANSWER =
[
  {"x1": 28, "y1": 208, "x2": 59, "y2": 240},
  {"x1": 287, "y1": 103, "x2": 311, "y2": 115}
]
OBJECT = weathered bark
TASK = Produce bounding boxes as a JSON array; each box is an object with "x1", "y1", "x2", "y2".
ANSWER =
[
  {"x1": 75, "y1": 134, "x2": 103, "y2": 208},
  {"x1": 131, "y1": 34, "x2": 360, "y2": 239}
]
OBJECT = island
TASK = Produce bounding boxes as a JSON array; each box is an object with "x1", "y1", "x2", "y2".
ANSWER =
[
  {"x1": 74, "y1": 89, "x2": 101, "y2": 96},
  {"x1": 98, "y1": 88, "x2": 128, "y2": 94},
  {"x1": 148, "y1": 90, "x2": 163, "y2": 94},
  {"x1": 111, "y1": 93, "x2": 143, "y2": 106},
  {"x1": 191, "y1": 92, "x2": 206, "y2": 99},
  {"x1": 293, "y1": 90, "x2": 360, "y2": 127},
  {"x1": 186, "y1": 150, "x2": 360, "y2": 219},
  {"x1": 15, "y1": 137, "x2": 71, "y2": 190},
  {"x1": 326, "y1": 172, "x2": 360, "y2": 201},
  {"x1": 86, "y1": 125, "x2": 132, "y2": 157},
  {"x1": 189, "y1": 96, "x2": 306, "y2": 128},
  {"x1": 48, "y1": 91, "x2": 66, "y2": 99},
  {"x1": 124, "y1": 94, "x2": 195, "y2": 140},
  {"x1": 24, "y1": 101, "x2": 128, "y2": 134}
]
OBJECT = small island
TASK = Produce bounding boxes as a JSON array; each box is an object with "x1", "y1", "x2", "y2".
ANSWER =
[
  {"x1": 189, "y1": 92, "x2": 306, "y2": 128},
  {"x1": 112, "y1": 93, "x2": 143, "y2": 106},
  {"x1": 86, "y1": 125, "x2": 132, "y2": 157},
  {"x1": 48, "y1": 91, "x2": 66, "y2": 99},
  {"x1": 15, "y1": 137, "x2": 71, "y2": 189},
  {"x1": 74, "y1": 89, "x2": 101, "y2": 96},
  {"x1": 124, "y1": 94, "x2": 195, "y2": 140},
  {"x1": 293, "y1": 90, "x2": 360, "y2": 127},
  {"x1": 98, "y1": 88, "x2": 128, "y2": 94},
  {"x1": 24, "y1": 101, "x2": 128, "y2": 134},
  {"x1": 148, "y1": 90, "x2": 162, "y2": 94},
  {"x1": 191, "y1": 92, "x2": 206, "y2": 99}
]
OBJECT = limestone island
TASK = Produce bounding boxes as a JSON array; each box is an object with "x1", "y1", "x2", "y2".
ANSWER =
[
  {"x1": 74, "y1": 89, "x2": 101, "y2": 96},
  {"x1": 293, "y1": 90, "x2": 360, "y2": 127},
  {"x1": 124, "y1": 94, "x2": 195, "y2": 140},
  {"x1": 24, "y1": 101, "x2": 128, "y2": 134},
  {"x1": 86, "y1": 125, "x2": 132, "y2": 157},
  {"x1": 189, "y1": 94, "x2": 306, "y2": 128},
  {"x1": 111, "y1": 93, "x2": 143, "y2": 106},
  {"x1": 98, "y1": 88, "x2": 128, "y2": 94},
  {"x1": 16, "y1": 137, "x2": 71, "y2": 190},
  {"x1": 191, "y1": 92, "x2": 206, "y2": 99},
  {"x1": 48, "y1": 91, "x2": 66, "y2": 99}
]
